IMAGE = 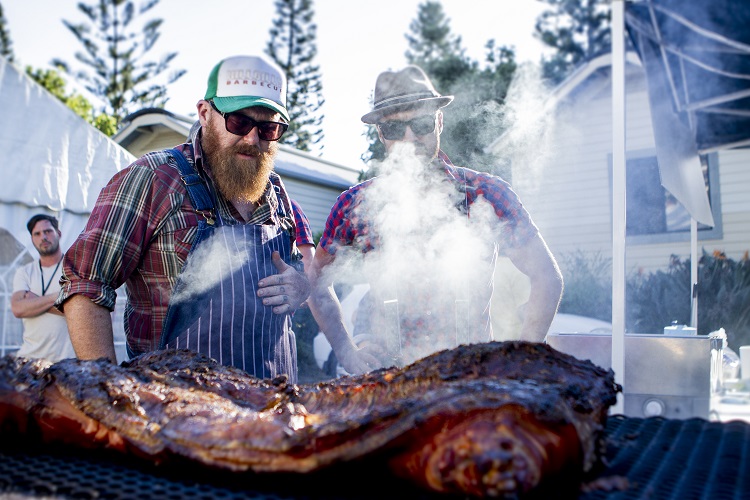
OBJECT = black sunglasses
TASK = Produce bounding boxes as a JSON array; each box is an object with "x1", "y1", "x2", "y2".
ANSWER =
[
  {"x1": 377, "y1": 115, "x2": 436, "y2": 140},
  {"x1": 209, "y1": 101, "x2": 288, "y2": 141}
]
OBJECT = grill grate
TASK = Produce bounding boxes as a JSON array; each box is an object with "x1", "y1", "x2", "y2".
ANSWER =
[
  {"x1": 579, "y1": 416, "x2": 750, "y2": 500},
  {"x1": 0, "y1": 448, "x2": 285, "y2": 500},
  {"x1": 0, "y1": 442, "x2": 428, "y2": 500},
  {"x1": 1, "y1": 416, "x2": 749, "y2": 499}
]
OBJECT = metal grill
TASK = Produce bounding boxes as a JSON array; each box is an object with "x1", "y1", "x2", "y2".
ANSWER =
[
  {"x1": 1, "y1": 416, "x2": 749, "y2": 499},
  {"x1": 580, "y1": 416, "x2": 750, "y2": 499},
  {"x1": 0, "y1": 443, "x2": 426, "y2": 500}
]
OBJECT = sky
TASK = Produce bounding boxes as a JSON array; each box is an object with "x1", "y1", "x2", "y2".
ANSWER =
[{"x1": 4, "y1": 0, "x2": 550, "y2": 171}]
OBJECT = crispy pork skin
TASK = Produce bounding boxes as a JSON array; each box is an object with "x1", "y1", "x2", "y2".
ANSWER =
[
  {"x1": 0, "y1": 342, "x2": 619, "y2": 498},
  {"x1": 0, "y1": 356, "x2": 49, "y2": 435}
]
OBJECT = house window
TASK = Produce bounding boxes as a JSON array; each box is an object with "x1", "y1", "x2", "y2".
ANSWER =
[
  {"x1": 611, "y1": 152, "x2": 722, "y2": 244},
  {"x1": 626, "y1": 156, "x2": 667, "y2": 235}
]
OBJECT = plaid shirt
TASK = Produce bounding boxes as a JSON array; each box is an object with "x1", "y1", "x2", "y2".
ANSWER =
[
  {"x1": 58, "y1": 126, "x2": 311, "y2": 354},
  {"x1": 320, "y1": 151, "x2": 538, "y2": 254},
  {"x1": 290, "y1": 199, "x2": 313, "y2": 246}
]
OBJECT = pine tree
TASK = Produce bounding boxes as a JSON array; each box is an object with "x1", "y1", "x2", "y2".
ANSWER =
[
  {"x1": 441, "y1": 40, "x2": 516, "y2": 178},
  {"x1": 52, "y1": 0, "x2": 185, "y2": 127},
  {"x1": 266, "y1": 0, "x2": 325, "y2": 153},
  {"x1": 535, "y1": 0, "x2": 611, "y2": 84},
  {"x1": 26, "y1": 66, "x2": 118, "y2": 136},
  {"x1": 404, "y1": 0, "x2": 474, "y2": 91},
  {"x1": 360, "y1": 124, "x2": 385, "y2": 177},
  {"x1": 0, "y1": 2, "x2": 14, "y2": 62}
]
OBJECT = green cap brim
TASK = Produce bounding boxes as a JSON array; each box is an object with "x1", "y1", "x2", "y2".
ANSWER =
[{"x1": 212, "y1": 96, "x2": 290, "y2": 122}]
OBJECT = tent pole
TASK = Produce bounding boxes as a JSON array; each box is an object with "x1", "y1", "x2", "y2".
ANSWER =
[
  {"x1": 612, "y1": 0, "x2": 627, "y2": 415},
  {"x1": 690, "y1": 218, "x2": 698, "y2": 329}
]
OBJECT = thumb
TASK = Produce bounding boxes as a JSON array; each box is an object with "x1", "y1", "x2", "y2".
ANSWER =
[{"x1": 271, "y1": 251, "x2": 290, "y2": 273}]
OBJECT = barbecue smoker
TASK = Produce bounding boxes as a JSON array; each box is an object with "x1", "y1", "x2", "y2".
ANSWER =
[{"x1": 546, "y1": 331, "x2": 722, "y2": 419}]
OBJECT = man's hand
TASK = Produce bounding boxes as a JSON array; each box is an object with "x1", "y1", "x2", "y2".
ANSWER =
[
  {"x1": 257, "y1": 252, "x2": 311, "y2": 314},
  {"x1": 306, "y1": 246, "x2": 387, "y2": 375},
  {"x1": 334, "y1": 340, "x2": 387, "y2": 375}
]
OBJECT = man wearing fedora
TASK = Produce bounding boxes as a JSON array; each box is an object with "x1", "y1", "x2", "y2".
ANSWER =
[
  {"x1": 56, "y1": 54, "x2": 312, "y2": 382},
  {"x1": 309, "y1": 66, "x2": 563, "y2": 374}
]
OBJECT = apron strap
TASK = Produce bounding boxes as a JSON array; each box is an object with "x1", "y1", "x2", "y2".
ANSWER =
[{"x1": 168, "y1": 147, "x2": 216, "y2": 225}]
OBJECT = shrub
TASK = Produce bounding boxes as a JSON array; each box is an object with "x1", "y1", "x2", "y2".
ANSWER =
[
  {"x1": 557, "y1": 250, "x2": 612, "y2": 322},
  {"x1": 695, "y1": 250, "x2": 750, "y2": 350},
  {"x1": 626, "y1": 250, "x2": 750, "y2": 350},
  {"x1": 625, "y1": 255, "x2": 692, "y2": 334},
  {"x1": 557, "y1": 249, "x2": 750, "y2": 351}
]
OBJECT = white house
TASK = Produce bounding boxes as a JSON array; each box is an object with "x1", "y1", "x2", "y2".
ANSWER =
[{"x1": 489, "y1": 53, "x2": 748, "y2": 275}]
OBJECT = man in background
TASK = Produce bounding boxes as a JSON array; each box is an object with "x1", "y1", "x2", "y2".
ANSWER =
[{"x1": 11, "y1": 214, "x2": 74, "y2": 362}]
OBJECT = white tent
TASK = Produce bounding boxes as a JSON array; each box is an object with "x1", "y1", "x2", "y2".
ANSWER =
[
  {"x1": 0, "y1": 57, "x2": 135, "y2": 355},
  {"x1": 0, "y1": 57, "x2": 135, "y2": 249}
]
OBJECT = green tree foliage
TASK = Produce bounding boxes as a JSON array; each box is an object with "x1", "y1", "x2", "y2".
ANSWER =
[
  {"x1": 404, "y1": 0, "x2": 474, "y2": 90},
  {"x1": 627, "y1": 251, "x2": 750, "y2": 351},
  {"x1": 266, "y1": 0, "x2": 325, "y2": 153},
  {"x1": 557, "y1": 250, "x2": 612, "y2": 322},
  {"x1": 52, "y1": 0, "x2": 185, "y2": 127},
  {"x1": 26, "y1": 66, "x2": 117, "y2": 136},
  {"x1": 360, "y1": 125, "x2": 385, "y2": 177},
  {"x1": 362, "y1": 1, "x2": 516, "y2": 179},
  {"x1": 558, "y1": 249, "x2": 750, "y2": 351},
  {"x1": 534, "y1": 0, "x2": 611, "y2": 85},
  {"x1": 0, "y1": 2, "x2": 13, "y2": 62},
  {"x1": 436, "y1": 40, "x2": 517, "y2": 178}
]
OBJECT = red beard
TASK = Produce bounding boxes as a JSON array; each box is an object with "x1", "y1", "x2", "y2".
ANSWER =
[{"x1": 201, "y1": 122, "x2": 276, "y2": 203}]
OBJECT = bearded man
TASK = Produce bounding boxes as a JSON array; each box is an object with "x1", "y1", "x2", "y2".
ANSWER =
[
  {"x1": 57, "y1": 55, "x2": 312, "y2": 382},
  {"x1": 309, "y1": 66, "x2": 563, "y2": 374}
]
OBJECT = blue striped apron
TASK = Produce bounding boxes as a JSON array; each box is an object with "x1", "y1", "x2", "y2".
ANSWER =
[{"x1": 159, "y1": 149, "x2": 297, "y2": 383}]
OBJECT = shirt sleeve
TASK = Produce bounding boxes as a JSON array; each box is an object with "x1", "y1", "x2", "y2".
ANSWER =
[
  {"x1": 58, "y1": 159, "x2": 184, "y2": 311},
  {"x1": 12, "y1": 265, "x2": 29, "y2": 294},
  {"x1": 290, "y1": 199, "x2": 314, "y2": 246},
  {"x1": 472, "y1": 171, "x2": 539, "y2": 249},
  {"x1": 318, "y1": 186, "x2": 361, "y2": 255}
]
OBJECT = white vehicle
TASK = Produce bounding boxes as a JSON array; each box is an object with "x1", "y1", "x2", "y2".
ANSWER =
[{"x1": 313, "y1": 283, "x2": 612, "y2": 377}]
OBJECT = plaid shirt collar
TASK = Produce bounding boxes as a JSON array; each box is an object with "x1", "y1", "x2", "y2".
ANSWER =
[
  {"x1": 434, "y1": 150, "x2": 473, "y2": 214},
  {"x1": 189, "y1": 123, "x2": 280, "y2": 225},
  {"x1": 437, "y1": 150, "x2": 461, "y2": 181}
]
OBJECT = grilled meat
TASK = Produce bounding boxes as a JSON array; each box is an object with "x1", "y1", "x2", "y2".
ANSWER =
[{"x1": 0, "y1": 341, "x2": 619, "y2": 498}]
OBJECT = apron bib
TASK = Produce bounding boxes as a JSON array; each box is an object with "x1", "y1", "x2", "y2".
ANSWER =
[{"x1": 159, "y1": 149, "x2": 297, "y2": 383}]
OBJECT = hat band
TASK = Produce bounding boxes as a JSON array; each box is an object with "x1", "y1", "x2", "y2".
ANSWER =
[{"x1": 373, "y1": 91, "x2": 440, "y2": 109}]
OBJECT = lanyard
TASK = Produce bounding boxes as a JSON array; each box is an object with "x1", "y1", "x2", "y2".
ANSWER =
[{"x1": 39, "y1": 256, "x2": 63, "y2": 296}]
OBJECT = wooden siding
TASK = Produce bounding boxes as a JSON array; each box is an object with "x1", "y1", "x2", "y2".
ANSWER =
[
  {"x1": 719, "y1": 149, "x2": 750, "y2": 215},
  {"x1": 124, "y1": 129, "x2": 187, "y2": 159}
]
